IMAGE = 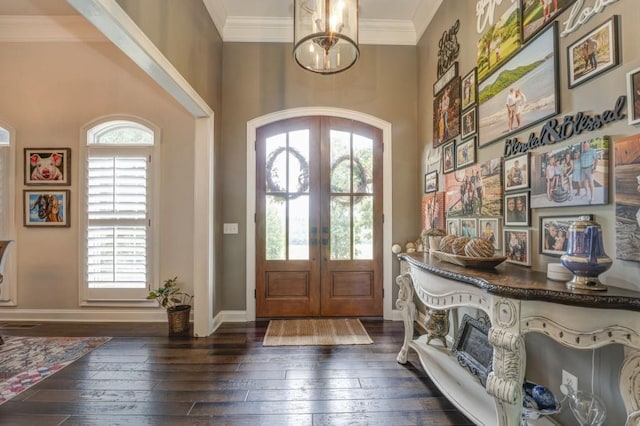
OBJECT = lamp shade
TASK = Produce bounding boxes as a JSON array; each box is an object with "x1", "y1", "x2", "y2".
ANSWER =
[{"x1": 293, "y1": 0, "x2": 359, "y2": 74}]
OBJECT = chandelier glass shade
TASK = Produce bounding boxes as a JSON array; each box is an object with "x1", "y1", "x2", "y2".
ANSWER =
[{"x1": 293, "y1": 0, "x2": 359, "y2": 74}]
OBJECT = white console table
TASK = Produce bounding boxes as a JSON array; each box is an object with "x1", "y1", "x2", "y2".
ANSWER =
[{"x1": 396, "y1": 252, "x2": 640, "y2": 426}]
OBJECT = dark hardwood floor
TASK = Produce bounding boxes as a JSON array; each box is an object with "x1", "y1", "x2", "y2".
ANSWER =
[{"x1": 0, "y1": 320, "x2": 472, "y2": 425}]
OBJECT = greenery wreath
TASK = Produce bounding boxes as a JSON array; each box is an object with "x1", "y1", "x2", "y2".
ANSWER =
[
  {"x1": 265, "y1": 146, "x2": 310, "y2": 198},
  {"x1": 330, "y1": 155, "x2": 369, "y2": 194}
]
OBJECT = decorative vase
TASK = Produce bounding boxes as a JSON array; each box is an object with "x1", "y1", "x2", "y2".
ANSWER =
[
  {"x1": 560, "y1": 216, "x2": 612, "y2": 291},
  {"x1": 424, "y1": 308, "x2": 449, "y2": 348},
  {"x1": 428, "y1": 236, "x2": 442, "y2": 253}
]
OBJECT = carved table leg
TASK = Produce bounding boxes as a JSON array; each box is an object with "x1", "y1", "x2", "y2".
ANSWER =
[
  {"x1": 620, "y1": 348, "x2": 640, "y2": 425},
  {"x1": 486, "y1": 328, "x2": 526, "y2": 426},
  {"x1": 395, "y1": 273, "x2": 416, "y2": 364}
]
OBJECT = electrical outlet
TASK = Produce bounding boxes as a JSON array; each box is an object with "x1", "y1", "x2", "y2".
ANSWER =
[{"x1": 561, "y1": 369, "x2": 578, "y2": 395}]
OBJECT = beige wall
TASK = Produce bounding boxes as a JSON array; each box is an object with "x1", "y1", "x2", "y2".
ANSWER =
[
  {"x1": 418, "y1": 1, "x2": 639, "y2": 423},
  {"x1": 221, "y1": 43, "x2": 419, "y2": 309},
  {"x1": 0, "y1": 41, "x2": 195, "y2": 310}
]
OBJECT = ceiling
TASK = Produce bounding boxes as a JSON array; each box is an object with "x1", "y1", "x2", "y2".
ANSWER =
[{"x1": 203, "y1": 0, "x2": 442, "y2": 45}]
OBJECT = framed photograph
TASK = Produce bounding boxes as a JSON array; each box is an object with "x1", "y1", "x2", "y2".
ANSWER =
[
  {"x1": 443, "y1": 140, "x2": 456, "y2": 174},
  {"x1": 530, "y1": 137, "x2": 609, "y2": 208},
  {"x1": 540, "y1": 214, "x2": 592, "y2": 257},
  {"x1": 504, "y1": 192, "x2": 530, "y2": 227},
  {"x1": 567, "y1": 16, "x2": 619, "y2": 89},
  {"x1": 504, "y1": 228, "x2": 531, "y2": 265},
  {"x1": 460, "y1": 218, "x2": 478, "y2": 238},
  {"x1": 455, "y1": 137, "x2": 476, "y2": 169},
  {"x1": 24, "y1": 148, "x2": 71, "y2": 186},
  {"x1": 461, "y1": 107, "x2": 477, "y2": 139},
  {"x1": 476, "y1": 1, "x2": 521, "y2": 82},
  {"x1": 504, "y1": 153, "x2": 529, "y2": 192},
  {"x1": 445, "y1": 159, "x2": 503, "y2": 218},
  {"x1": 478, "y1": 24, "x2": 559, "y2": 148},
  {"x1": 626, "y1": 67, "x2": 640, "y2": 126},
  {"x1": 479, "y1": 217, "x2": 501, "y2": 251},
  {"x1": 24, "y1": 190, "x2": 70, "y2": 227},
  {"x1": 422, "y1": 192, "x2": 446, "y2": 232},
  {"x1": 461, "y1": 68, "x2": 477, "y2": 111},
  {"x1": 446, "y1": 218, "x2": 460, "y2": 236},
  {"x1": 520, "y1": 0, "x2": 577, "y2": 43},
  {"x1": 615, "y1": 134, "x2": 640, "y2": 263},
  {"x1": 425, "y1": 171, "x2": 438, "y2": 193},
  {"x1": 433, "y1": 77, "x2": 461, "y2": 148},
  {"x1": 426, "y1": 146, "x2": 442, "y2": 174},
  {"x1": 453, "y1": 314, "x2": 493, "y2": 386}
]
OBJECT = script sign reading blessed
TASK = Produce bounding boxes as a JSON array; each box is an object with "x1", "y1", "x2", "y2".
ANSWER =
[{"x1": 504, "y1": 95, "x2": 626, "y2": 157}]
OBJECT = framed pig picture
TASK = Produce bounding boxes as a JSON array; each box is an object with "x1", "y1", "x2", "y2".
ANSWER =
[{"x1": 24, "y1": 148, "x2": 71, "y2": 186}]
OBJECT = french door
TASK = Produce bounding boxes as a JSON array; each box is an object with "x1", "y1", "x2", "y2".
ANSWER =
[{"x1": 256, "y1": 116, "x2": 383, "y2": 317}]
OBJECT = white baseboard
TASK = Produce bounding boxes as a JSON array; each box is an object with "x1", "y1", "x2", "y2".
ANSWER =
[{"x1": 0, "y1": 308, "x2": 167, "y2": 322}]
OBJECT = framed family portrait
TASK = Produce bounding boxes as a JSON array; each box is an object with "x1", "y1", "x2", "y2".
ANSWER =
[
  {"x1": 445, "y1": 159, "x2": 503, "y2": 218},
  {"x1": 455, "y1": 137, "x2": 476, "y2": 169},
  {"x1": 443, "y1": 140, "x2": 456, "y2": 173},
  {"x1": 453, "y1": 314, "x2": 493, "y2": 386},
  {"x1": 614, "y1": 133, "x2": 640, "y2": 263},
  {"x1": 24, "y1": 148, "x2": 71, "y2": 186},
  {"x1": 504, "y1": 228, "x2": 531, "y2": 265},
  {"x1": 479, "y1": 217, "x2": 501, "y2": 251},
  {"x1": 504, "y1": 153, "x2": 529, "y2": 192},
  {"x1": 539, "y1": 214, "x2": 592, "y2": 257},
  {"x1": 478, "y1": 23, "x2": 559, "y2": 148},
  {"x1": 504, "y1": 192, "x2": 530, "y2": 227},
  {"x1": 530, "y1": 137, "x2": 609, "y2": 208},
  {"x1": 422, "y1": 191, "x2": 445, "y2": 232},
  {"x1": 567, "y1": 16, "x2": 619, "y2": 89},
  {"x1": 520, "y1": 0, "x2": 577, "y2": 42},
  {"x1": 424, "y1": 171, "x2": 438, "y2": 193},
  {"x1": 24, "y1": 190, "x2": 70, "y2": 227},
  {"x1": 433, "y1": 77, "x2": 461, "y2": 148},
  {"x1": 626, "y1": 67, "x2": 640, "y2": 126},
  {"x1": 461, "y1": 107, "x2": 477, "y2": 139},
  {"x1": 460, "y1": 218, "x2": 478, "y2": 238},
  {"x1": 461, "y1": 68, "x2": 477, "y2": 111},
  {"x1": 476, "y1": 0, "x2": 521, "y2": 82}
]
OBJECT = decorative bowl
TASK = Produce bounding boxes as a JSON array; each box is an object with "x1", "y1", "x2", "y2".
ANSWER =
[{"x1": 522, "y1": 380, "x2": 561, "y2": 420}]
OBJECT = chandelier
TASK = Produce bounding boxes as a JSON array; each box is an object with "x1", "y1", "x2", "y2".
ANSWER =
[{"x1": 293, "y1": 0, "x2": 359, "y2": 74}]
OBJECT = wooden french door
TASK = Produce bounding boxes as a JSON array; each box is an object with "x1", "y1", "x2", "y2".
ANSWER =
[{"x1": 256, "y1": 116, "x2": 383, "y2": 317}]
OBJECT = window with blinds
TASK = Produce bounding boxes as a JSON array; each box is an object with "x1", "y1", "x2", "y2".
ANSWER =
[
  {"x1": 83, "y1": 120, "x2": 156, "y2": 301},
  {"x1": 0, "y1": 124, "x2": 16, "y2": 305}
]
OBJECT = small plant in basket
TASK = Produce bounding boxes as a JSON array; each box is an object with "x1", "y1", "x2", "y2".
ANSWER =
[{"x1": 147, "y1": 276, "x2": 193, "y2": 335}]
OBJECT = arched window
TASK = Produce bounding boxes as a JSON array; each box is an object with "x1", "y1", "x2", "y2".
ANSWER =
[
  {"x1": 0, "y1": 123, "x2": 17, "y2": 305},
  {"x1": 81, "y1": 118, "x2": 159, "y2": 303}
]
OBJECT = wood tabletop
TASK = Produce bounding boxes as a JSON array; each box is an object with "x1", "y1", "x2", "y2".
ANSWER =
[{"x1": 399, "y1": 252, "x2": 640, "y2": 311}]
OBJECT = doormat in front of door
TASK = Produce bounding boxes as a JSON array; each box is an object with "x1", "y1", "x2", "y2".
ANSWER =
[{"x1": 263, "y1": 318, "x2": 373, "y2": 346}]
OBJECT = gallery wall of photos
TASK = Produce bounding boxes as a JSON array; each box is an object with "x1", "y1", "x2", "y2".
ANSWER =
[{"x1": 422, "y1": 0, "x2": 640, "y2": 266}]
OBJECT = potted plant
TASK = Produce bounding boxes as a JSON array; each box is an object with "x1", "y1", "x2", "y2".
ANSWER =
[{"x1": 147, "y1": 276, "x2": 193, "y2": 336}]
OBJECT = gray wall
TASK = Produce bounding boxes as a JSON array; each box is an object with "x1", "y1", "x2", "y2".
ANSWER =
[
  {"x1": 220, "y1": 43, "x2": 419, "y2": 309},
  {"x1": 418, "y1": 1, "x2": 638, "y2": 423}
]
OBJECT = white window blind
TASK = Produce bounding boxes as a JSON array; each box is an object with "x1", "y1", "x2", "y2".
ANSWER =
[{"x1": 83, "y1": 120, "x2": 156, "y2": 300}]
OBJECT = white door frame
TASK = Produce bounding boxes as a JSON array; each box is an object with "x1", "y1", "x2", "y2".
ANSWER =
[{"x1": 246, "y1": 107, "x2": 393, "y2": 321}]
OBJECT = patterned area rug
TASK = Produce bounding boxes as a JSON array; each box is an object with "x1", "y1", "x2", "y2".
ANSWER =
[
  {"x1": 0, "y1": 336, "x2": 110, "y2": 404},
  {"x1": 263, "y1": 318, "x2": 373, "y2": 346}
]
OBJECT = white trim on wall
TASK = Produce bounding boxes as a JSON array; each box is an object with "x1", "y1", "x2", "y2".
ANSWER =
[
  {"x1": 0, "y1": 120, "x2": 17, "y2": 306},
  {"x1": 246, "y1": 107, "x2": 393, "y2": 321}
]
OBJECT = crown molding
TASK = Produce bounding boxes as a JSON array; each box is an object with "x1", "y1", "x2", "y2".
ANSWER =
[
  {"x1": 221, "y1": 16, "x2": 417, "y2": 45},
  {"x1": 202, "y1": 0, "x2": 227, "y2": 38},
  {"x1": 413, "y1": 0, "x2": 443, "y2": 43},
  {"x1": 0, "y1": 16, "x2": 106, "y2": 42}
]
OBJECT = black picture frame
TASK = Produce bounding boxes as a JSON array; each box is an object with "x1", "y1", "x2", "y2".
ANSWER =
[
  {"x1": 478, "y1": 23, "x2": 559, "y2": 148},
  {"x1": 504, "y1": 152, "x2": 530, "y2": 192},
  {"x1": 455, "y1": 137, "x2": 476, "y2": 170},
  {"x1": 461, "y1": 68, "x2": 477, "y2": 111},
  {"x1": 504, "y1": 191, "x2": 530, "y2": 227},
  {"x1": 433, "y1": 77, "x2": 461, "y2": 148},
  {"x1": 453, "y1": 314, "x2": 493, "y2": 387},
  {"x1": 461, "y1": 107, "x2": 477, "y2": 140},
  {"x1": 626, "y1": 67, "x2": 640, "y2": 126},
  {"x1": 567, "y1": 15, "x2": 619, "y2": 89},
  {"x1": 442, "y1": 140, "x2": 456, "y2": 174},
  {"x1": 539, "y1": 214, "x2": 592, "y2": 257},
  {"x1": 433, "y1": 62, "x2": 458, "y2": 96},
  {"x1": 424, "y1": 171, "x2": 438, "y2": 194}
]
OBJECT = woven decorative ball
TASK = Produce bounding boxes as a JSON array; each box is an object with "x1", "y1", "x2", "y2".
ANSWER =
[
  {"x1": 452, "y1": 237, "x2": 471, "y2": 255},
  {"x1": 464, "y1": 238, "x2": 496, "y2": 258},
  {"x1": 439, "y1": 235, "x2": 458, "y2": 253}
]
